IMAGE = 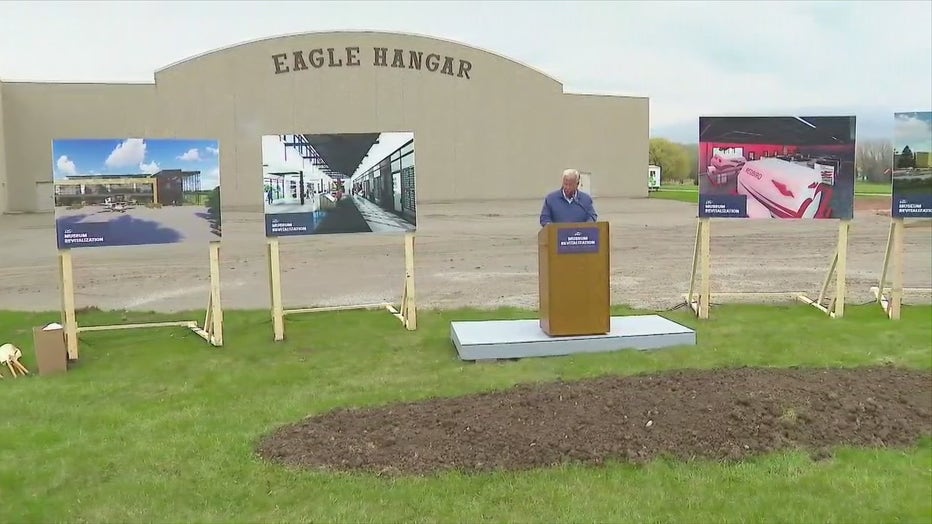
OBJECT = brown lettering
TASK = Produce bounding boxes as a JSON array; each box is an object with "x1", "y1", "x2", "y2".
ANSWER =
[
  {"x1": 346, "y1": 46, "x2": 360, "y2": 66},
  {"x1": 292, "y1": 51, "x2": 308, "y2": 71},
  {"x1": 327, "y1": 48, "x2": 343, "y2": 67},
  {"x1": 308, "y1": 49, "x2": 324, "y2": 68},
  {"x1": 457, "y1": 59, "x2": 472, "y2": 79},
  {"x1": 373, "y1": 47, "x2": 388, "y2": 66},
  {"x1": 425, "y1": 53, "x2": 441, "y2": 72},
  {"x1": 391, "y1": 49, "x2": 406, "y2": 68},
  {"x1": 408, "y1": 50, "x2": 423, "y2": 70},
  {"x1": 272, "y1": 46, "x2": 472, "y2": 79},
  {"x1": 272, "y1": 53, "x2": 289, "y2": 74},
  {"x1": 440, "y1": 56, "x2": 455, "y2": 76}
]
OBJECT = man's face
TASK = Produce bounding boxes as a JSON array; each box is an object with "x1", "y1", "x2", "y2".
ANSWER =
[{"x1": 562, "y1": 176, "x2": 579, "y2": 197}]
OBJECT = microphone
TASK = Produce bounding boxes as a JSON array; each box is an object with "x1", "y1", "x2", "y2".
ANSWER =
[{"x1": 574, "y1": 199, "x2": 596, "y2": 222}]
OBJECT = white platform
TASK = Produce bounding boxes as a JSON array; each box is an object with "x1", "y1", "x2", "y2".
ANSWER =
[{"x1": 450, "y1": 315, "x2": 696, "y2": 361}]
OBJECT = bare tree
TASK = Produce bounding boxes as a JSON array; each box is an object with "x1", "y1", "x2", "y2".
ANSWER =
[{"x1": 856, "y1": 139, "x2": 893, "y2": 183}]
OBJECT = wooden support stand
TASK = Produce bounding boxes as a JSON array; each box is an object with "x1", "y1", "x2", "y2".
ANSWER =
[
  {"x1": 684, "y1": 218, "x2": 847, "y2": 319},
  {"x1": 684, "y1": 218, "x2": 711, "y2": 319},
  {"x1": 869, "y1": 217, "x2": 932, "y2": 319},
  {"x1": 796, "y1": 220, "x2": 850, "y2": 318},
  {"x1": 58, "y1": 242, "x2": 224, "y2": 360},
  {"x1": 267, "y1": 232, "x2": 417, "y2": 341}
]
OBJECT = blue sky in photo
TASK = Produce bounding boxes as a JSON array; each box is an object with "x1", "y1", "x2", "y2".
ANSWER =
[
  {"x1": 893, "y1": 111, "x2": 932, "y2": 153},
  {"x1": 52, "y1": 138, "x2": 221, "y2": 188}
]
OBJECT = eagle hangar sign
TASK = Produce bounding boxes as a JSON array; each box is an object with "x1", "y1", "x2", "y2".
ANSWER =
[{"x1": 272, "y1": 46, "x2": 474, "y2": 79}]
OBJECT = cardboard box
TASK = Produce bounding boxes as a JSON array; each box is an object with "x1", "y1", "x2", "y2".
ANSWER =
[{"x1": 33, "y1": 324, "x2": 68, "y2": 376}]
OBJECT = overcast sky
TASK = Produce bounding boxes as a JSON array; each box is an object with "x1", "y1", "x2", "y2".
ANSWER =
[{"x1": 1, "y1": 0, "x2": 929, "y2": 142}]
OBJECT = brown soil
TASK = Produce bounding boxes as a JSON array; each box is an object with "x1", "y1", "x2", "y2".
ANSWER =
[{"x1": 256, "y1": 366, "x2": 932, "y2": 476}]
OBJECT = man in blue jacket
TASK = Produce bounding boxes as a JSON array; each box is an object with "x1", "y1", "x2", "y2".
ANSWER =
[{"x1": 539, "y1": 169, "x2": 598, "y2": 226}]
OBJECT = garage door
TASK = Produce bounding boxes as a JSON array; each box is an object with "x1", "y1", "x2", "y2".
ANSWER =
[{"x1": 35, "y1": 181, "x2": 54, "y2": 212}]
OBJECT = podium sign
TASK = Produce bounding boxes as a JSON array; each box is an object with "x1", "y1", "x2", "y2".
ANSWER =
[
  {"x1": 557, "y1": 227, "x2": 600, "y2": 254},
  {"x1": 538, "y1": 221, "x2": 611, "y2": 336}
]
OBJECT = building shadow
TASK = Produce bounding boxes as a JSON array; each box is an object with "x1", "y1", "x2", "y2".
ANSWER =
[
  {"x1": 56, "y1": 214, "x2": 185, "y2": 247},
  {"x1": 194, "y1": 211, "x2": 221, "y2": 237},
  {"x1": 313, "y1": 198, "x2": 373, "y2": 234}
]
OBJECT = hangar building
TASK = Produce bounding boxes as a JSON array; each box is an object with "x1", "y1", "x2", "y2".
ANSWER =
[{"x1": 0, "y1": 31, "x2": 649, "y2": 215}]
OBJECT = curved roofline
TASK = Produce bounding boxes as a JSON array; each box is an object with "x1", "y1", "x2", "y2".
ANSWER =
[
  {"x1": 154, "y1": 29, "x2": 562, "y2": 84},
  {"x1": 0, "y1": 79, "x2": 154, "y2": 85}
]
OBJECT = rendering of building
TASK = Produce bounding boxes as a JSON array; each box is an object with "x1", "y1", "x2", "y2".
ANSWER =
[
  {"x1": 54, "y1": 170, "x2": 204, "y2": 207},
  {"x1": 349, "y1": 134, "x2": 416, "y2": 225},
  {"x1": 916, "y1": 151, "x2": 931, "y2": 169},
  {"x1": 0, "y1": 31, "x2": 649, "y2": 214}
]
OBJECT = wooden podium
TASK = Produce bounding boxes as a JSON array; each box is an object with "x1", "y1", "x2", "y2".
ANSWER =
[{"x1": 538, "y1": 221, "x2": 611, "y2": 336}]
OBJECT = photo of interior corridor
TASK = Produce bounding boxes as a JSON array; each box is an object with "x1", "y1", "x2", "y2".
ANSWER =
[{"x1": 262, "y1": 132, "x2": 417, "y2": 236}]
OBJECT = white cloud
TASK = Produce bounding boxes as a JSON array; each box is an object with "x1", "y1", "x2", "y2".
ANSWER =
[
  {"x1": 894, "y1": 114, "x2": 932, "y2": 152},
  {"x1": 206, "y1": 146, "x2": 219, "y2": 156},
  {"x1": 105, "y1": 138, "x2": 147, "y2": 169},
  {"x1": 53, "y1": 154, "x2": 104, "y2": 179},
  {"x1": 0, "y1": 2, "x2": 929, "y2": 135},
  {"x1": 553, "y1": 2, "x2": 932, "y2": 129},
  {"x1": 139, "y1": 160, "x2": 160, "y2": 174},
  {"x1": 56, "y1": 155, "x2": 77, "y2": 176},
  {"x1": 177, "y1": 148, "x2": 201, "y2": 161}
]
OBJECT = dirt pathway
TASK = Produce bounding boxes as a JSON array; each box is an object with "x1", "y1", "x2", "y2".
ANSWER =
[{"x1": 0, "y1": 197, "x2": 929, "y2": 312}]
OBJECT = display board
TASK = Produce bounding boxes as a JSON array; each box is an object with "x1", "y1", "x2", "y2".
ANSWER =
[
  {"x1": 52, "y1": 138, "x2": 221, "y2": 249},
  {"x1": 892, "y1": 111, "x2": 932, "y2": 218},
  {"x1": 697, "y1": 116, "x2": 856, "y2": 219},
  {"x1": 262, "y1": 132, "x2": 417, "y2": 236}
]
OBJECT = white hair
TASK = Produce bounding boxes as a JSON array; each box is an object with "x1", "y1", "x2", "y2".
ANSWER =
[{"x1": 562, "y1": 168, "x2": 580, "y2": 182}]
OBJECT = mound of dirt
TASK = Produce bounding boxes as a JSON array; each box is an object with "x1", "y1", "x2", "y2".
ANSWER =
[{"x1": 256, "y1": 366, "x2": 932, "y2": 476}]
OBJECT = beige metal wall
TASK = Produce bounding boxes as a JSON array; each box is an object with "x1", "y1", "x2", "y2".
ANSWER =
[
  {"x1": 2, "y1": 82, "x2": 157, "y2": 214},
  {"x1": 0, "y1": 31, "x2": 649, "y2": 214},
  {"x1": 0, "y1": 79, "x2": 7, "y2": 214}
]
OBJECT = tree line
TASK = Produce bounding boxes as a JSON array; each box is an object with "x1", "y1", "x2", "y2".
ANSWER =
[{"x1": 649, "y1": 137, "x2": 897, "y2": 185}]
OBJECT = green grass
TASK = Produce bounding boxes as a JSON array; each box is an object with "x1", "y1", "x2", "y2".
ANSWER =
[
  {"x1": 855, "y1": 181, "x2": 893, "y2": 195},
  {"x1": 1, "y1": 304, "x2": 931, "y2": 523},
  {"x1": 650, "y1": 186, "x2": 700, "y2": 203}
]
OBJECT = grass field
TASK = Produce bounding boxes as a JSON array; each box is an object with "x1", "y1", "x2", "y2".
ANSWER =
[
  {"x1": 1, "y1": 304, "x2": 930, "y2": 523},
  {"x1": 855, "y1": 181, "x2": 895, "y2": 195},
  {"x1": 650, "y1": 180, "x2": 893, "y2": 204}
]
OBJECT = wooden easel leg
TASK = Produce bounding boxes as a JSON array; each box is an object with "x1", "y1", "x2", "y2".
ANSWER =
[
  {"x1": 832, "y1": 220, "x2": 850, "y2": 318},
  {"x1": 268, "y1": 238, "x2": 285, "y2": 341},
  {"x1": 402, "y1": 233, "x2": 417, "y2": 330},
  {"x1": 889, "y1": 218, "x2": 905, "y2": 320},
  {"x1": 686, "y1": 219, "x2": 701, "y2": 315},
  {"x1": 204, "y1": 290, "x2": 213, "y2": 339},
  {"x1": 208, "y1": 241, "x2": 224, "y2": 346},
  {"x1": 698, "y1": 218, "x2": 711, "y2": 320},
  {"x1": 58, "y1": 249, "x2": 79, "y2": 360},
  {"x1": 817, "y1": 252, "x2": 838, "y2": 306},
  {"x1": 875, "y1": 219, "x2": 895, "y2": 305},
  {"x1": 797, "y1": 220, "x2": 849, "y2": 318}
]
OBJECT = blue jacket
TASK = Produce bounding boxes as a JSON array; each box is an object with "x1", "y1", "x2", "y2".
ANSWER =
[{"x1": 539, "y1": 189, "x2": 597, "y2": 226}]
